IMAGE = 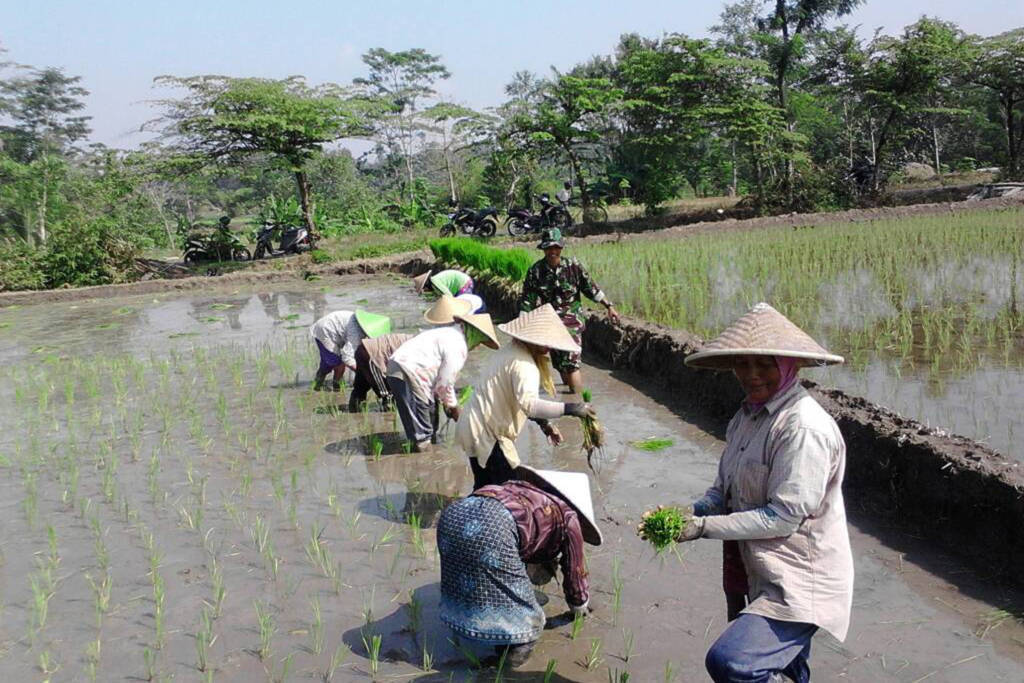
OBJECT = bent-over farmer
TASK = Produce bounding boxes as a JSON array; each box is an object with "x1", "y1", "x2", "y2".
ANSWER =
[
  {"x1": 413, "y1": 268, "x2": 474, "y2": 298},
  {"x1": 386, "y1": 296, "x2": 499, "y2": 452},
  {"x1": 349, "y1": 332, "x2": 413, "y2": 413},
  {"x1": 438, "y1": 466, "x2": 601, "y2": 669},
  {"x1": 519, "y1": 228, "x2": 618, "y2": 394},
  {"x1": 456, "y1": 304, "x2": 595, "y2": 490},
  {"x1": 309, "y1": 309, "x2": 391, "y2": 391},
  {"x1": 644, "y1": 303, "x2": 853, "y2": 683}
]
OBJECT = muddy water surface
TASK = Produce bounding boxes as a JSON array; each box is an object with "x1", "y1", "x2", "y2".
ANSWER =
[{"x1": 0, "y1": 273, "x2": 1022, "y2": 682}]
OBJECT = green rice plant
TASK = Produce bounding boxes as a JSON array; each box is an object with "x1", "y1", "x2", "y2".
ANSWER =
[
  {"x1": 408, "y1": 513, "x2": 426, "y2": 556},
  {"x1": 361, "y1": 632, "x2": 383, "y2": 675},
  {"x1": 621, "y1": 628, "x2": 635, "y2": 662},
  {"x1": 209, "y1": 558, "x2": 226, "y2": 619},
  {"x1": 429, "y1": 238, "x2": 534, "y2": 281},
  {"x1": 86, "y1": 571, "x2": 113, "y2": 627},
  {"x1": 570, "y1": 610, "x2": 585, "y2": 640},
  {"x1": 664, "y1": 660, "x2": 676, "y2": 682},
  {"x1": 611, "y1": 556, "x2": 624, "y2": 623},
  {"x1": 195, "y1": 606, "x2": 215, "y2": 672},
  {"x1": 638, "y1": 506, "x2": 686, "y2": 552},
  {"x1": 544, "y1": 659, "x2": 558, "y2": 682},
  {"x1": 421, "y1": 639, "x2": 433, "y2": 671},
  {"x1": 361, "y1": 584, "x2": 376, "y2": 627},
  {"x1": 85, "y1": 637, "x2": 101, "y2": 682},
  {"x1": 585, "y1": 638, "x2": 603, "y2": 670},
  {"x1": 630, "y1": 437, "x2": 674, "y2": 452},
  {"x1": 38, "y1": 649, "x2": 59, "y2": 676},
  {"x1": 607, "y1": 669, "x2": 630, "y2": 683},
  {"x1": 250, "y1": 515, "x2": 271, "y2": 554},
  {"x1": 29, "y1": 571, "x2": 53, "y2": 632},
  {"x1": 309, "y1": 596, "x2": 324, "y2": 655},
  {"x1": 254, "y1": 600, "x2": 275, "y2": 661},
  {"x1": 406, "y1": 590, "x2": 423, "y2": 634},
  {"x1": 271, "y1": 653, "x2": 294, "y2": 683},
  {"x1": 322, "y1": 642, "x2": 350, "y2": 682},
  {"x1": 153, "y1": 573, "x2": 166, "y2": 648},
  {"x1": 142, "y1": 647, "x2": 156, "y2": 681}
]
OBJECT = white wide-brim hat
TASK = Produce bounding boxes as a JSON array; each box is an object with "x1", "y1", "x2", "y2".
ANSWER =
[
  {"x1": 424, "y1": 295, "x2": 473, "y2": 325},
  {"x1": 454, "y1": 312, "x2": 500, "y2": 349},
  {"x1": 514, "y1": 465, "x2": 602, "y2": 545},
  {"x1": 497, "y1": 304, "x2": 581, "y2": 353},
  {"x1": 685, "y1": 302, "x2": 844, "y2": 370}
]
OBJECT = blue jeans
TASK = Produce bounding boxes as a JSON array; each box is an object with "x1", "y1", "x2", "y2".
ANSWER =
[{"x1": 706, "y1": 614, "x2": 817, "y2": 683}]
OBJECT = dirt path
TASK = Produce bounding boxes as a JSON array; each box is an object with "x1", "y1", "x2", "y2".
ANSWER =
[{"x1": 1, "y1": 275, "x2": 1021, "y2": 681}]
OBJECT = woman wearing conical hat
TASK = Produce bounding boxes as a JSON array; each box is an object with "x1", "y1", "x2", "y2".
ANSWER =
[
  {"x1": 455, "y1": 304, "x2": 596, "y2": 490},
  {"x1": 386, "y1": 295, "x2": 500, "y2": 452},
  {"x1": 437, "y1": 465, "x2": 602, "y2": 669},
  {"x1": 309, "y1": 309, "x2": 392, "y2": 392},
  {"x1": 642, "y1": 303, "x2": 853, "y2": 683},
  {"x1": 412, "y1": 268, "x2": 474, "y2": 297}
]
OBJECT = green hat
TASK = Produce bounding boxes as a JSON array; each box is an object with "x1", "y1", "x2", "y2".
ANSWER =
[
  {"x1": 538, "y1": 228, "x2": 563, "y2": 249},
  {"x1": 354, "y1": 310, "x2": 391, "y2": 338}
]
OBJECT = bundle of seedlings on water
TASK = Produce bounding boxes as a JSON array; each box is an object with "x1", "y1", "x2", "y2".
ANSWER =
[
  {"x1": 630, "y1": 437, "x2": 674, "y2": 452},
  {"x1": 637, "y1": 506, "x2": 686, "y2": 552},
  {"x1": 579, "y1": 389, "x2": 605, "y2": 470}
]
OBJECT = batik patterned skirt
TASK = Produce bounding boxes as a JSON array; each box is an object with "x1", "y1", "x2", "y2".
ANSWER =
[{"x1": 438, "y1": 495, "x2": 545, "y2": 644}]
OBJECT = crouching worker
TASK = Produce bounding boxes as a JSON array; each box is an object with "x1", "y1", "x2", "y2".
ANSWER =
[
  {"x1": 310, "y1": 310, "x2": 391, "y2": 391},
  {"x1": 438, "y1": 466, "x2": 602, "y2": 668},
  {"x1": 349, "y1": 332, "x2": 413, "y2": 412},
  {"x1": 412, "y1": 268, "x2": 474, "y2": 298},
  {"x1": 386, "y1": 296, "x2": 499, "y2": 452},
  {"x1": 456, "y1": 303, "x2": 595, "y2": 490}
]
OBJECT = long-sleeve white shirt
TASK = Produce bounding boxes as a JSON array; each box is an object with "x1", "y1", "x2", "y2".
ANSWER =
[
  {"x1": 387, "y1": 326, "x2": 467, "y2": 408},
  {"x1": 310, "y1": 311, "x2": 364, "y2": 368}
]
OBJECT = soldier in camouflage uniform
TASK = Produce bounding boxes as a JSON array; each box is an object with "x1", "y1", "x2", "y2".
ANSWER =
[{"x1": 519, "y1": 228, "x2": 619, "y2": 394}]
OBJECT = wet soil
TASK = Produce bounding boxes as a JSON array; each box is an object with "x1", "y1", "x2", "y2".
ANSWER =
[{"x1": 1, "y1": 274, "x2": 1022, "y2": 682}]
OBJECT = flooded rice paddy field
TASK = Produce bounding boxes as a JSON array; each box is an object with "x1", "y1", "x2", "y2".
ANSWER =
[
  {"x1": 578, "y1": 208, "x2": 1024, "y2": 458},
  {"x1": 0, "y1": 273, "x2": 1023, "y2": 682}
]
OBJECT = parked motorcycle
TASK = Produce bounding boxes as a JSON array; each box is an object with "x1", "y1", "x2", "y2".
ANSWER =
[
  {"x1": 182, "y1": 229, "x2": 251, "y2": 264},
  {"x1": 439, "y1": 205, "x2": 499, "y2": 238},
  {"x1": 506, "y1": 193, "x2": 573, "y2": 237},
  {"x1": 252, "y1": 222, "x2": 318, "y2": 259}
]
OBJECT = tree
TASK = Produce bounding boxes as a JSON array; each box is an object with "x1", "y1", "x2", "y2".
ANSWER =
[
  {"x1": 421, "y1": 102, "x2": 494, "y2": 202},
  {"x1": 966, "y1": 30, "x2": 1024, "y2": 179},
  {"x1": 354, "y1": 48, "x2": 450, "y2": 202},
  {"x1": 859, "y1": 18, "x2": 968, "y2": 191},
  {"x1": 147, "y1": 76, "x2": 374, "y2": 231},
  {"x1": 507, "y1": 71, "x2": 622, "y2": 210}
]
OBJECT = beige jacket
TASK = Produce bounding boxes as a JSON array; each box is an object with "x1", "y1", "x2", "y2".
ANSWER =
[
  {"x1": 702, "y1": 382, "x2": 854, "y2": 641},
  {"x1": 456, "y1": 342, "x2": 547, "y2": 468}
]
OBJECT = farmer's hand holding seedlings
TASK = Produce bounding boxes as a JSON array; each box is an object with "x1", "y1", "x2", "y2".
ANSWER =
[{"x1": 637, "y1": 505, "x2": 703, "y2": 550}]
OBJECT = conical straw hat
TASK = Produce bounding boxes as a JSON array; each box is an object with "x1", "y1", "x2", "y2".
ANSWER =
[
  {"x1": 685, "y1": 302, "x2": 844, "y2": 370},
  {"x1": 423, "y1": 295, "x2": 472, "y2": 325},
  {"x1": 514, "y1": 465, "x2": 602, "y2": 545},
  {"x1": 454, "y1": 312, "x2": 500, "y2": 349},
  {"x1": 412, "y1": 271, "x2": 431, "y2": 294},
  {"x1": 354, "y1": 310, "x2": 391, "y2": 338},
  {"x1": 497, "y1": 304, "x2": 581, "y2": 353}
]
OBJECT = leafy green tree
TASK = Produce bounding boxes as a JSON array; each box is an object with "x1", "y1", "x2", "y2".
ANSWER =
[
  {"x1": 421, "y1": 102, "x2": 494, "y2": 202},
  {"x1": 354, "y1": 48, "x2": 450, "y2": 202},
  {"x1": 859, "y1": 18, "x2": 969, "y2": 190},
  {"x1": 147, "y1": 75, "x2": 374, "y2": 231},
  {"x1": 507, "y1": 71, "x2": 622, "y2": 210},
  {"x1": 966, "y1": 30, "x2": 1024, "y2": 178}
]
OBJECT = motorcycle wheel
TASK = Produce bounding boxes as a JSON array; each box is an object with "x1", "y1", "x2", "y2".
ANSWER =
[
  {"x1": 554, "y1": 208, "x2": 573, "y2": 229},
  {"x1": 478, "y1": 218, "x2": 497, "y2": 238},
  {"x1": 440, "y1": 223, "x2": 456, "y2": 237},
  {"x1": 253, "y1": 243, "x2": 267, "y2": 259},
  {"x1": 183, "y1": 249, "x2": 203, "y2": 265},
  {"x1": 582, "y1": 204, "x2": 609, "y2": 225},
  {"x1": 507, "y1": 217, "x2": 528, "y2": 237},
  {"x1": 233, "y1": 247, "x2": 251, "y2": 262}
]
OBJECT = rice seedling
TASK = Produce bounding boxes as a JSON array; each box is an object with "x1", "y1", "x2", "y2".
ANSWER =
[
  {"x1": 209, "y1": 558, "x2": 226, "y2": 618},
  {"x1": 38, "y1": 649, "x2": 59, "y2": 676},
  {"x1": 630, "y1": 437, "x2": 674, "y2": 452},
  {"x1": 570, "y1": 610, "x2": 585, "y2": 640},
  {"x1": 271, "y1": 652, "x2": 294, "y2": 683},
  {"x1": 544, "y1": 659, "x2": 558, "y2": 682},
  {"x1": 29, "y1": 571, "x2": 53, "y2": 632},
  {"x1": 309, "y1": 596, "x2": 324, "y2": 655},
  {"x1": 664, "y1": 660, "x2": 676, "y2": 682},
  {"x1": 85, "y1": 637, "x2": 101, "y2": 682},
  {"x1": 621, "y1": 627, "x2": 636, "y2": 662},
  {"x1": 153, "y1": 573, "x2": 166, "y2": 648},
  {"x1": 361, "y1": 632, "x2": 382, "y2": 675},
  {"x1": 579, "y1": 389, "x2": 605, "y2": 470},
  {"x1": 611, "y1": 556, "x2": 624, "y2": 623},
  {"x1": 194, "y1": 606, "x2": 216, "y2": 672},
  {"x1": 85, "y1": 571, "x2": 113, "y2": 626},
  {"x1": 638, "y1": 506, "x2": 686, "y2": 551},
  {"x1": 584, "y1": 638, "x2": 604, "y2": 670},
  {"x1": 421, "y1": 640, "x2": 434, "y2": 671},
  {"x1": 608, "y1": 669, "x2": 630, "y2": 683},
  {"x1": 142, "y1": 647, "x2": 156, "y2": 681},
  {"x1": 254, "y1": 600, "x2": 275, "y2": 661},
  {"x1": 322, "y1": 642, "x2": 350, "y2": 682}
]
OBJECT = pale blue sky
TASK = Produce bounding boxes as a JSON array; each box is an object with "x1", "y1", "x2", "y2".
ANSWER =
[{"x1": 3, "y1": 0, "x2": 1022, "y2": 148}]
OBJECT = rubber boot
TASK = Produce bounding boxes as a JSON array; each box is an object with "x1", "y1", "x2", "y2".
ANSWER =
[{"x1": 313, "y1": 369, "x2": 329, "y2": 391}]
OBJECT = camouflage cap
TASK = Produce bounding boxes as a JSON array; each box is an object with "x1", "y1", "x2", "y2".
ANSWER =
[{"x1": 538, "y1": 228, "x2": 563, "y2": 249}]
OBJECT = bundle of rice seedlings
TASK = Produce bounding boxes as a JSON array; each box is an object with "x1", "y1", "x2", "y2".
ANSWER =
[
  {"x1": 637, "y1": 506, "x2": 686, "y2": 551},
  {"x1": 630, "y1": 437, "x2": 674, "y2": 452},
  {"x1": 579, "y1": 389, "x2": 605, "y2": 471}
]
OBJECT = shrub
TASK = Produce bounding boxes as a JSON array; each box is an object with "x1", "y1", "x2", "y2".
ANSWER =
[
  {"x1": 428, "y1": 238, "x2": 534, "y2": 281},
  {"x1": 0, "y1": 239, "x2": 46, "y2": 291}
]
